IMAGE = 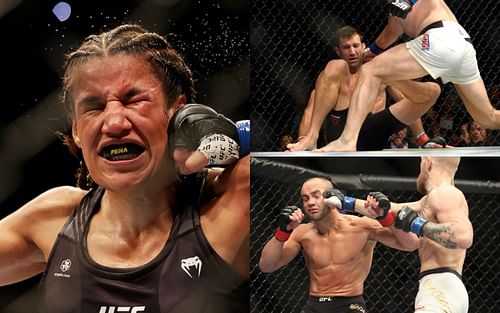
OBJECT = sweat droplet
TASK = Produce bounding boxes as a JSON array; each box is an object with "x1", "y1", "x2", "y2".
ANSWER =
[{"x1": 52, "y1": 2, "x2": 71, "y2": 22}]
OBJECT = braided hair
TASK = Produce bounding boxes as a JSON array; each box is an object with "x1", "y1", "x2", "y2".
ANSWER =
[{"x1": 60, "y1": 24, "x2": 195, "y2": 189}]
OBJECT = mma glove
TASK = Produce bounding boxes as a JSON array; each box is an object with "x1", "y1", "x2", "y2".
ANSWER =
[
  {"x1": 275, "y1": 206, "x2": 297, "y2": 241},
  {"x1": 394, "y1": 206, "x2": 428, "y2": 235},
  {"x1": 369, "y1": 192, "x2": 396, "y2": 226},
  {"x1": 389, "y1": 0, "x2": 416, "y2": 19},
  {"x1": 323, "y1": 189, "x2": 357, "y2": 213},
  {"x1": 168, "y1": 104, "x2": 250, "y2": 167}
]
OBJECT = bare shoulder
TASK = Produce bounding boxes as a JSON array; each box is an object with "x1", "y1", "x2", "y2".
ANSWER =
[
  {"x1": 293, "y1": 223, "x2": 314, "y2": 239},
  {"x1": 427, "y1": 185, "x2": 465, "y2": 206},
  {"x1": 345, "y1": 214, "x2": 381, "y2": 230},
  {"x1": 5, "y1": 186, "x2": 88, "y2": 233},
  {"x1": 23, "y1": 186, "x2": 88, "y2": 217},
  {"x1": 324, "y1": 59, "x2": 350, "y2": 78}
]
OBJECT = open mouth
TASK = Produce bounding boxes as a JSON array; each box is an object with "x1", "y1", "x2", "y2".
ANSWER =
[{"x1": 99, "y1": 143, "x2": 145, "y2": 161}]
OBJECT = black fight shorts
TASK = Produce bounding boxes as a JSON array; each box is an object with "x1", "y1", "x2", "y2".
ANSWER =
[
  {"x1": 300, "y1": 295, "x2": 367, "y2": 313},
  {"x1": 322, "y1": 108, "x2": 406, "y2": 151}
]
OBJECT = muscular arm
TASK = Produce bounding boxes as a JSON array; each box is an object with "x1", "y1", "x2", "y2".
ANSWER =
[
  {"x1": 364, "y1": 218, "x2": 419, "y2": 251},
  {"x1": 421, "y1": 187, "x2": 473, "y2": 249},
  {"x1": 0, "y1": 186, "x2": 85, "y2": 286},
  {"x1": 259, "y1": 230, "x2": 302, "y2": 273},
  {"x1": 374, "y1": 16, "x2": 405, "y2": 49}
]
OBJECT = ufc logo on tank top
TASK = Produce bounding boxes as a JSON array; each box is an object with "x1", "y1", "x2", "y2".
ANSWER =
[{"x1": 98, "y1": 306, "x2": 146, "y2": 313}]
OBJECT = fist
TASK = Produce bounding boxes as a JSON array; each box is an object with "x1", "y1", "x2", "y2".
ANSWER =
[
  {"x1": 168, "y1": 104, "x2": 240, "y2": 174},
  {"x1": 389, "y1": 0, "x2": 414, "y2": 19},
  {"x1": 365, "y1": 191, "x2": 391, "y2": 219},
  {"x1": 394, "y1": 206, "x2": 419, "y2": 232},
  {"x1": 323, "y1": 188, "x2": 345, "y2": 209},
  {"x1": 278, "y1": 206, "x2": 303, "y2": 232}
]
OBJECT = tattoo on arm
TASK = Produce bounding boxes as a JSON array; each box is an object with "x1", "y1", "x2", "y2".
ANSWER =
[{"x1": 421, "y1": 222, "x2": 458, "y2": 249}]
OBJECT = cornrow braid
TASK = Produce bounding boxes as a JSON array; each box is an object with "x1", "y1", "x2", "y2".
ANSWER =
[{"x1": 60, "y1": 24, "x2": 195, "y2": 188}]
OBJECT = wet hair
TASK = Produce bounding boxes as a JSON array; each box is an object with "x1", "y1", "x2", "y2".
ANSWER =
[
  {"x1": 334, "y1": 25, "x2": 364, "y2": 47},
  {"x1": 62, "y1": 24, "x2": 195, "y2": 119},
  {"x1": 60, "y1": 24, "x2": 196, "y2": 189}
]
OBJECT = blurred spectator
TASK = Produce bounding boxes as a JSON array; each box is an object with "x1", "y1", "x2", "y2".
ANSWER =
[
  {"x1": 280, "y1": 133, "x2": 294, "y2": 151},
  {"x1": 389, "y1": 128, "x2": 409, "y2": 149},
  {"x1": 438, "y1": 96, "x2": 456, "y2": 138},
  {"x1": 469, "y1": 121, "x2": 489, "y2": 146},
  {"x1": 457, "y1": 122, "x2": 471, "y2": 147}
]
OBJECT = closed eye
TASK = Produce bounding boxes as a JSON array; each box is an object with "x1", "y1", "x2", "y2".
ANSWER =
[
  {"x1": 123, "y1": 88, "x2": 151, "y2": 105},
  {"x1": 77, "y1": 95, "x2": 105, "y2": 113}
]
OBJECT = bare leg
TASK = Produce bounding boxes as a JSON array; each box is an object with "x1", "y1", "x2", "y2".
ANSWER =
[
  {"x1": 316, "y1": 44, "x2": 428, "y2": 151},
  {"x1": 297, "y1": 90, "x2": 315, "y2": 138},
  {"x1": 287, "y1": 60, "x2": 349, "y2": 151},
  {"x1": 389, "y1": 81, "x2": 441, "y2": 125},
  {"x1": 454, "y1": 79, "x2": 500, "y2": 129}
]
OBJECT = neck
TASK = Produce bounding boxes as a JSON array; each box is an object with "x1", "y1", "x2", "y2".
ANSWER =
[
  {"x1": 426, "y1": 172, "x2": 454, "y2": 193},
  {"x1": 314, "y1": 209, "x2": 340, "y2": 235},
  {"x1": 99, "y1": 183, "x2": 177, "y2": 237}
]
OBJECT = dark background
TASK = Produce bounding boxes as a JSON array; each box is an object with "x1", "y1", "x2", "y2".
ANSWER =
[{"x1": 0, "y1": 0, "x2": 249, "y2": 310}]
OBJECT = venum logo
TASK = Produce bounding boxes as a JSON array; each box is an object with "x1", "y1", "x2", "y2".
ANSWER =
[
  {"x1": 98, "y1": 306, "x2": 146, "y2": 313},
  {"x1": 181, "y1": 256, "x2": 202, "y2": 278}
]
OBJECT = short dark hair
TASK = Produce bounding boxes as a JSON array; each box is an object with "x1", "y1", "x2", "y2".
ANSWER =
[{"x1": 334, "y1": 25, "x2": 364, "y2": 47}]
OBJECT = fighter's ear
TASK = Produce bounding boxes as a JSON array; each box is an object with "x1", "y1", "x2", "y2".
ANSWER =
[
  {"x1": 72, "y1": 122, "x2": 81, "y2": 148},
  {"x1": 168, "y1": 94, "x2": 187, "y2": 117}
]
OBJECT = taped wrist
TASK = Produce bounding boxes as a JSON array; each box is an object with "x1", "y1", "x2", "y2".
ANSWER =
[
  {"x1": 369, "y1": 42, "x2": 385, "y2": 55},
  {"x1": 236, "y1": 120, "x2": 250, "y2": 157},
  {"x1": 275, "y1": 227, "x2": 292, "y2": 241},
  {"x1": 343, "y1": 196, "x2": 356, "y2": 212},
  {"x1": 197, "y1": 134, "x2": 240, "y2": 166},
  {"x1": 416, "y1": 133, "x2": 430, "y2": 147},
  {"x1": 378, "y1": 211, "x2": 396, "y2": 227},
  {"x1": 411, "y1": 216, "x2": 428, "y2": 235}
]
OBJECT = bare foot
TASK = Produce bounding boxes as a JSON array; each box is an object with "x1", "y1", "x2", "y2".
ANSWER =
[
  {"x1": 313, "y1": 139, "x2": 356, "y2": 152},
  {"x1": 287, "y1": 137, "x2": 317, "y2": 151}
]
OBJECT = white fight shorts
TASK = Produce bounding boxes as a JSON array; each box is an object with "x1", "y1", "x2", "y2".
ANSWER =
[
  {"x1": 414, "y1": 269, "x2": 468, "y2": 313},
  {"x1": 406, "y1": 21, "x2": 480, "y2": 84}
]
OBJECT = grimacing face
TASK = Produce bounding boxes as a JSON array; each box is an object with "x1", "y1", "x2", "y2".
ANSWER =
[
  {"x1": 70, "y1": 54, "x2": 184, "y2": 193},
  {"x1": 300, "y1": 178, "x2": 333, "y2": 221},
  {"x1": 336, "y1": 34, "x2": 365, "y2": 71}
]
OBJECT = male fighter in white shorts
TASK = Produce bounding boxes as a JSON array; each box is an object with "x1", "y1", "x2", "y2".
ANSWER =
[
  {"x1": 319, "y1": 0, "x2": 500, "y2": 151},
  {"x1": 358, "y1": 157, "x2": 473, "y2": 312}
]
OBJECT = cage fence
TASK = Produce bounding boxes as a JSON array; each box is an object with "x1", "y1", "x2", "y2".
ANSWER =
[{"x1": 250, "y1": 158, "x2": 500, "y2": 313}]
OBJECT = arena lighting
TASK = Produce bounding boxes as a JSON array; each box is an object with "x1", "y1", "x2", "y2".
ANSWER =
[{"x1": 52, "y1": 1, "x2": 71, "y2": 22}]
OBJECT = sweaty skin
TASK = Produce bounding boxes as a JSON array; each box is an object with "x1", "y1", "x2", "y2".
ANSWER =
[{"x1": 259, "y1": 177, "x2": 418, "y2": 297}]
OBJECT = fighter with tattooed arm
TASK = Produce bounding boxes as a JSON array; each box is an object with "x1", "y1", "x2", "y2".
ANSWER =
[{"x1": 360, "y1": 157, "x2": 473, "y2": 313}]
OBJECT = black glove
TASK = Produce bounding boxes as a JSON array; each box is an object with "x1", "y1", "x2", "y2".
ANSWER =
[
  {"x1": 168, "y1": 104, "x2": 240, "y2": 165},
  {"x1": 323, "y1": 188, "x2": 345, "y2": 209},
  {"x1": 369, "y1": 192, "x2": 391, "y2": 219},
  {"x1": 278, "y1": 206, "x2": 297, "y2": 232},
  {"x1": 395, "y1": 206, "x2": 428, "y2": 235},
  {"x1": 389, "y1": 0, "x2": 415, "y2": 19}
]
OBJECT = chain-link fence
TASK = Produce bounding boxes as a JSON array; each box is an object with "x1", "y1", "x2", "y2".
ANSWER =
[
  {"x1": 251, "y1": 157, "x2": 500, "y2": 313},
  {"x1": 251, "y1": 0, "x2": 500, "y2": 151}
]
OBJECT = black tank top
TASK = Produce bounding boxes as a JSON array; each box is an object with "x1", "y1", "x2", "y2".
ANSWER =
[{"x1": 38, "y1": 176, "x2": 249, "y2": 313}]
